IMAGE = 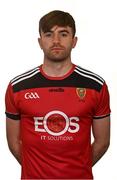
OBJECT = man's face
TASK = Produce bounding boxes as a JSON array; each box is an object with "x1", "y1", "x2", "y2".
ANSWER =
[{"x1": 38, "y1": 26, "x2": 77, "y2": 62}]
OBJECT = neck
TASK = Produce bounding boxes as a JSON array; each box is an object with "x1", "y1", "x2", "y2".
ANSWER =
[{"x1": 42, "y1": 59, "x2": 73, "y2": 77}]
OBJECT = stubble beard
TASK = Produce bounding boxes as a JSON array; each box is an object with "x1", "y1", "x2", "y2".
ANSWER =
[{"x1": 44, "y1": 49, "x2": 72, "y2": 63}]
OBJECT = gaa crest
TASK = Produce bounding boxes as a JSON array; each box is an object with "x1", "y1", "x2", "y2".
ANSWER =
[{"x1": 76, "y1": 88, "x2": 86, "y2": 100}]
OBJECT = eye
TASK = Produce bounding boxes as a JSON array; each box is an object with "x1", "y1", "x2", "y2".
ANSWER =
[
  {"x1": 44, "y1": 32, "x2": 52, "y2": 37},
  {"x1": 61, "y1": 33, "x2": 68, "y2": 37},
  {"x1": 60, "y1": 32, "x2": 69, "y2": 37}
]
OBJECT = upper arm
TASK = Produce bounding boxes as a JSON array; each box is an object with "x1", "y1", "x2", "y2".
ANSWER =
[
  {"x1": 92, "y1": 116, "x2": 110, "y2": 145},
  {"x1": 5, "y1": 82, "x2": 21, "y2": 145},
  {"x1": 92, "y1": 81, "x2": 111, "y2": 145},
  {"x1": 6, "y1": 118, "x2": 20, "y2": 148}
]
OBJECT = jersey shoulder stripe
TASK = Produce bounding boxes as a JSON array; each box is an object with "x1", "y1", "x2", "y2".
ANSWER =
[
  {"x1": 11, "y1": 67, "x2": 40, "y2": 86},
  {"x1": 75, "y1": 66, "x2": 104, "y2": 85}
]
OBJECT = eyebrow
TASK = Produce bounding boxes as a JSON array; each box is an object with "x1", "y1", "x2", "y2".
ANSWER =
[
  {"x1": 44, "y1": 30, "x2": 70, "y2": 34},
  {"x1": 59, "y1": 30, "x2": 70, "y2": 34}
]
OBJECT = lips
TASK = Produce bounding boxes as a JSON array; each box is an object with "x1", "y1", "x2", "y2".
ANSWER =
[{"x1": 51, "y1": 47, "x2": 64, "y2": 51}]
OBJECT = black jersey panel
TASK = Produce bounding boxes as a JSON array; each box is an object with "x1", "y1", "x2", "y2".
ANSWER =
[{"x1": 12, "y1": 72, "x2": 103, "y2": 93}]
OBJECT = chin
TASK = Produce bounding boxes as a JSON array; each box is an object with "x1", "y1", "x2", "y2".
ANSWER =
[
  {"x1": 49, "y1": 58, "x2": 67, "y2": 62},
  {"x1": 47, "y1": 54, "x2": 69, "y2": 62}
]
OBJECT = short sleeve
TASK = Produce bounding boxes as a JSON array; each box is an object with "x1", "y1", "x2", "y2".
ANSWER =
[
  {"x1": 5, "y1": 83, "x2": 21, "y2": 120},
  {"x1": 93, "y1": 82, "x2": 111, "y2": 119}
]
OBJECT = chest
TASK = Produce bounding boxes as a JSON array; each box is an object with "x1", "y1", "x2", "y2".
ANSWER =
[{"x1": 14, "y1": 87, "x2": 97, "y2": 118}]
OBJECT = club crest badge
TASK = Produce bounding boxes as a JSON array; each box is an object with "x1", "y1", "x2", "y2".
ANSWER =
[{"x1": 76, "y1": 88, "x2": 86, "y2": 100}]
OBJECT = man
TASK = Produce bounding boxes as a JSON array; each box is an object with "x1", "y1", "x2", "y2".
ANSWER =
[{"x1": 5, "y1": 10, "x2": 111, "y2": 179}]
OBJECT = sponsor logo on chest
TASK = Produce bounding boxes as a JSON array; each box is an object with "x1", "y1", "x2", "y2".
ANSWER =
[{"x1": 34, "y1": 110, "x2": 80, "y2": 136}]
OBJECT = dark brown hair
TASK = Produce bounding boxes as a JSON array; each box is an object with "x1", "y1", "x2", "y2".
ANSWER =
[{"x1": 39, "y1": 10, "x2": 76, "y2": 37}]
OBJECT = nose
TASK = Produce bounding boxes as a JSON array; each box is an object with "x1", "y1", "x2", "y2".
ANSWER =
[{"x1": 53, "y1": 34, "x2": 60, "y2": 44}]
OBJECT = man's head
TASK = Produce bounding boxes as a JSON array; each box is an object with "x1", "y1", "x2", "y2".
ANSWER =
[
  {"x1": 38, "y1": 10, "x2": 77, "y2": 62},
  {"x1": 39, "y1": 10, "x2": 76, "y2": 37}
]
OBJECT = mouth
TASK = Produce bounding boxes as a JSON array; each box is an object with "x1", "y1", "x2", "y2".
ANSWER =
[
  {"x1": 51, "y1": 46, "x2": 64, "y2": 51},
  {"x1": 51, "y1": 48, "x2": 64, "y2": 51}
]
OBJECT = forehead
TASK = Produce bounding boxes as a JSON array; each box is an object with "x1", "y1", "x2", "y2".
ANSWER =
[{"x1": 51, "y1": 25, "x2": 72, "y2": 32}]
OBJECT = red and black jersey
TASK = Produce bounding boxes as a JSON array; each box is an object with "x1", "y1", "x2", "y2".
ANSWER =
[{"x1": 5, "y1": 64, "x2": 110, "y2": 179}]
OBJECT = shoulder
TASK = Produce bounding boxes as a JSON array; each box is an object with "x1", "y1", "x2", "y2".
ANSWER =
[
  {"x1": 10, "y1": 66, "x2": 40, "y2": 92},
  {"x1": 73, "y1": 65, "x2": 105, "y2": 91},
  {"x1": 11, "y1": 66, "x2": 40, "y2": 85},
  {"x1": 74, "y1": 65, "x2": 104, "y2": 85}
]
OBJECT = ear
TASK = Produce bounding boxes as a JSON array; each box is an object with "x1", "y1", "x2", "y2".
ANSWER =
[
  {"x1": 72, "y1": 36, "x2": 78, "y2": 48},
  {"x1": 38, "y1": 37, "x2": 43, "y2": 49}
]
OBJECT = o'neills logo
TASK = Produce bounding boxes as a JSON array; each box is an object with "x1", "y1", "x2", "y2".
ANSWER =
[
  {"x1": 76, "y1": 88, "x2": 86, "y2": 99},
  {"x1": 34, "y1": 111, "x2": 80, "y2": 136}
]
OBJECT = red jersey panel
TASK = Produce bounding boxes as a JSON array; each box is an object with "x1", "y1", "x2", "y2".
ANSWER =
[{"x1": 5, "y1": 64, "x2": 111, "y2": 179}]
